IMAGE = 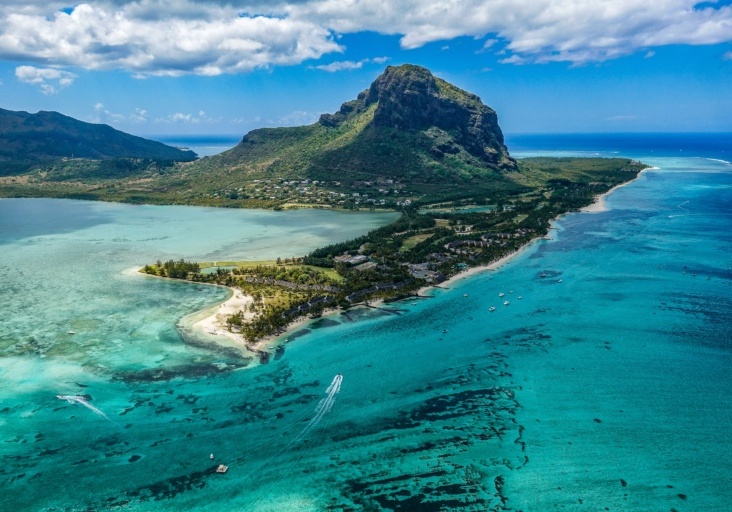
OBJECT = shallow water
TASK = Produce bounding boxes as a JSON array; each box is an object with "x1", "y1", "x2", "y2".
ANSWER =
[{"x1": 1, "y1": 154, "x2": 731, "y2": 511}]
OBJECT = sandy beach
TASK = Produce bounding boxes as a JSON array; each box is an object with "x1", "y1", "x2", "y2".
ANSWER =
[
  {"x1": 417, "y1": 248, "x2": 529, "y2": 297},
  {"x1": 187, "y1": 284, "x2": 341, "y2": 353},
  {"x1": 581, "y1": 166, "x2": 655, "y2": 213},
  {"x1": 190, "y1": 287, "x2": 254, "y2": 346},
  {"x1": 420, "y1": 166, "x2": 653, "y2": 294}
]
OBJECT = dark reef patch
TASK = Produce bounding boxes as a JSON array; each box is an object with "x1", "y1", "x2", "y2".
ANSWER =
[
  {"x1": 114, "y1": 361, "x2": 245, "y2": 383},
  {"x1": 309, "y1": 318, "x2": 341, "y2": 329},
  {"x1": 125, "y1": 466, "x2": 216, "y2": 502}
]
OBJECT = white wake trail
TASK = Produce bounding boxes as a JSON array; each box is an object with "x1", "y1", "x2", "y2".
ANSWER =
[
  {"x1": 291, "y1": 374, "x2": 342, "y2": 444},
  {"x1": 57, "y1": 395, "x2": 111, "y2": 421}
]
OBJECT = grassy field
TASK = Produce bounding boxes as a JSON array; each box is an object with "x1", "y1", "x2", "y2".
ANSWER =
[
  {"x1": 400, "y1": 233, "x2": 435, "y2": 252},
  {"x1": 198, "y1": 260, "x2": 343, "y2": 282}
]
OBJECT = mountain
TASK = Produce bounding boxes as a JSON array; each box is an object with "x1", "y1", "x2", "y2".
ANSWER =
[
  {"x1": 3, "y1": 65, "x2": 640, "y2": 209},
  {"x1": 0, "y1": 108, "x2": 196, "y2": 175},
  {"x1": 189, "y1": 64, "x2": 520, "y2": 204}
]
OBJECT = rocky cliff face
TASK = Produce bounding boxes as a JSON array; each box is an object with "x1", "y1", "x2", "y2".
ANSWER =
[{"x1": 320, "y1": 64, "x2": 516, "y2": 171}]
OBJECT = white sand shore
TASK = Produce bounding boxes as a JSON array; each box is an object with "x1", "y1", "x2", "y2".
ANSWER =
[
  {"x1": 188, "y1": 284, "x2": 341, "y2": 353},
  {"x1": 191, "y1": 287, "x2": 255, "y2": 348},
  {"x1": 581, "y1": 166, "x2": 654, "y2": 214},
  {"x1": 417, "y1": 246, "x2": 535, "y2": 297},
  {"x1": 421, "y1": 166, "x2": 652, "y2": 294}
]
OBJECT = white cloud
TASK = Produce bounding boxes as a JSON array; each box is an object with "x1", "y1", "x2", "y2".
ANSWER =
[
  {"x1": 276, "y1": 110, "x2": 319, "y2": 126},
  {"x1": 0, "y1": 1, "x2": 342, "y2": 77},
  {"x1": 0, "y1": 1, "x2": 731, "y2": 75},
  {"x1": 91, "y1": 102, "x2": 148, "y2": 124},
  {"x1": 313, "y1": 56, "x2": 390, "y2": 72},
  {"x1": 288, "y1": 0, "x2": 732, "y2": 65},
  {"x1": 156, "y1": 110, "x2": 218, "y2": 124},
  {"x1": 15, "y1": 65, "x2": 76, "y2": 94},
  {"x1": 313, "y1": 60, "x2": 364, "y2": 72}
]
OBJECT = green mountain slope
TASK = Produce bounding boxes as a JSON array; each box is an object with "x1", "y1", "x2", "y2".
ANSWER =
[
  {"x1": 186, "y1": 64, "x2": 520, "y2": 204},
  {"x1": 0, "y1": 107, "x2": 196, "y2": 175}
]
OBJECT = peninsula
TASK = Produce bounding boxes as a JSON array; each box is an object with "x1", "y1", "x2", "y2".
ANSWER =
[
  {"x1": 0, "y1": 63, "x2": 646, "y2": 351},
  {"x1": 137, "y1": 65, "x2": 647, "y2": 351}
]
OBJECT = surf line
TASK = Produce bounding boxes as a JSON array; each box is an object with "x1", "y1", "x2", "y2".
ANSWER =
[
  {"x1": 56, "y1": 394, "x2": 111, "y2": 422},
  {"x1": 290, "y1": 373, "x2": 343, "y2": 444}
]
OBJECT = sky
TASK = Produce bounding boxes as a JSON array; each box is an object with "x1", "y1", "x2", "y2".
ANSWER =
[{"x1": 1, "y1": 0, "x2": 731, "y2": 139}]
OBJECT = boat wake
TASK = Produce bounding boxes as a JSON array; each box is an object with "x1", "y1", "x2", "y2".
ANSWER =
[
  {"x1": 57, "y1": 394, "x2": 111, "y2": 421},
  {"x1": 291, "y1": 374, "x2": 343, "y2": 444}
]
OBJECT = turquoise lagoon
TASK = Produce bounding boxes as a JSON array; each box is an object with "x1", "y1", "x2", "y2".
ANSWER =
[{"x1": 2, "y1": 148, "x2": 732, "y2": 511}]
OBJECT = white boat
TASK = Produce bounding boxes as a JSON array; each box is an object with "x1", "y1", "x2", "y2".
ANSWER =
[
  {"x1": 67, "y1": 330, "x2": 76, "y2": 335},
  {"x1": 518, "y1": 296, "x2": 523, "y2": 300},
  {"x1": 503, "y1": 300, "x2": 510, "y2": 306},
  {"x1": 498, "y1": 292, "x2": 505, "y2": 297},
  {"x1": 558, "y1": 279, "x2": 563, "y2": 283},
  {"x1": 489, "y1": 306, "x2": 496, "y2": 312},
  {"x1": 463, "y1": 294, "x2": 468, "y2": 297}
]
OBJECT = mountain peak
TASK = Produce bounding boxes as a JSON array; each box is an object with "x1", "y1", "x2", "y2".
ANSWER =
[
  {"x1": 321, "y1": 64, "x2": 516, "y2": 170},
  {"x1": 207, "y1": 64, "x2": 519, "y2": 204}
]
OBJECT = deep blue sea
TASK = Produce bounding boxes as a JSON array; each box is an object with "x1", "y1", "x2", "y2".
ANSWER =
[{"x1": 1, "y1": 134, "x2": 731, "y2": 511}]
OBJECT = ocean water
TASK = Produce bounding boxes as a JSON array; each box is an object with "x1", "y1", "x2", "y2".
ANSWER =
[
  {"x1": 153, "y1": 135, "x2": 241, "y2": 157},
  {"x1": 2, "y1": 137, "x2": 731, "y2": 511}
]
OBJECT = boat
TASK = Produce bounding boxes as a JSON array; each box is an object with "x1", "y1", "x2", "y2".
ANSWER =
[
  {"x1": 558, "y1": 279, "x2": 563, "y2": 283},
  {"x1": 442, "y1": 329, "x2": 448, "y2": 334},
  {"x1": 67, "y1": 330, "x2": 76, "y2": 335},
  {"x1": 540, "y1": 273, "x2": 546, "y2": 278},
  {"x1": 489, "y1": 306, "x2": 496, "y2": 312},
  {"x1": 503, "y1": 300, "x2": 510, "y2": 306},
  {"x1": 518, "y1": 296, "x2": 523, "y2": 300},
  {"x1": 498, "y1": 292, "x2": 505, "y2": 297},
  {"x1": 216, "y1": 464, "x2": 228, "y2": 473},
  {"x1": 463, "y1": 293, "x2": 468, "y2": 297}
]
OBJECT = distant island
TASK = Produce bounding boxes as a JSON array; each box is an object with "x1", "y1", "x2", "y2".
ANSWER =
[{"x1": 0, "y1": 64, "x2": 648, "y2": 352}]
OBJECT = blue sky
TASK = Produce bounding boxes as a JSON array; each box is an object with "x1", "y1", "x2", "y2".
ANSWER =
[{"x1": 1, "y1": 1, "x2": 731, "y2": 138}]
